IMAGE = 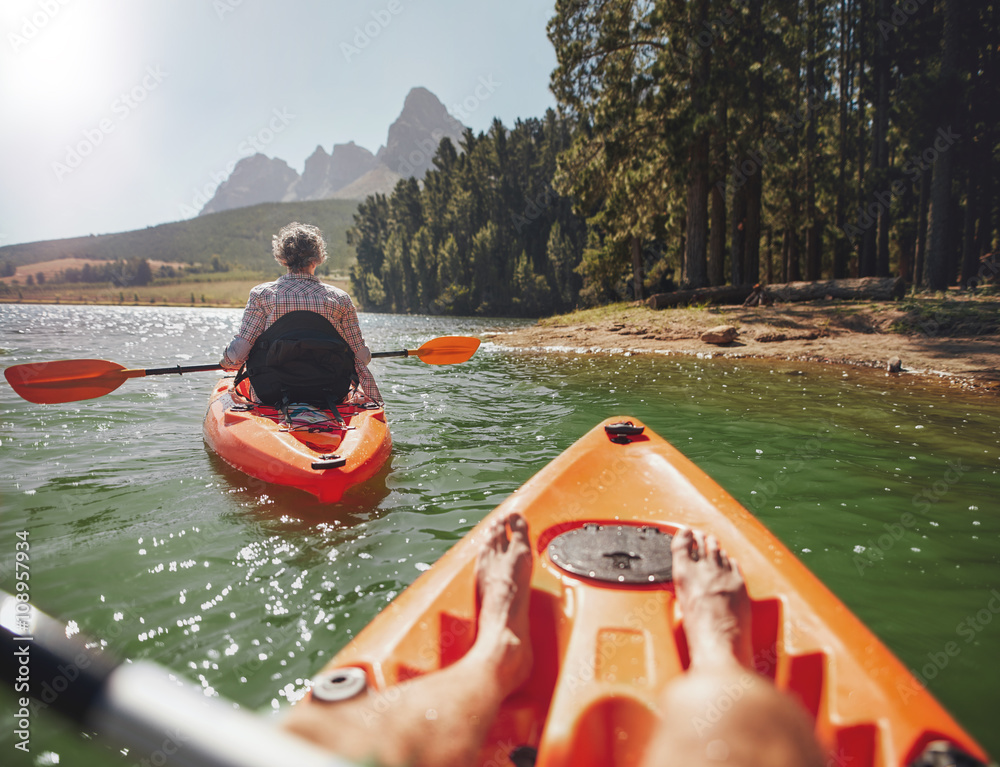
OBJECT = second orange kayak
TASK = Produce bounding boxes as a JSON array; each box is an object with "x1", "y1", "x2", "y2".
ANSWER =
[
  {"x1": 202, "y1": 377, "x2": 391, "y2": 503},
  {"x1": 303, "y1": 416, "x2": 988, "y2": 766}
]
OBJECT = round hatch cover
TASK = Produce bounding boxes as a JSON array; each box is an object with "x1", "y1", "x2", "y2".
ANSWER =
[{"x1": 547, "y1": 523, "x2": 673, "y2": 584}]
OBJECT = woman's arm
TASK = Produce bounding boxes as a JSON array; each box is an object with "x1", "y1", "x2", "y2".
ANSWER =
[
  {"x1": 335, "y1": 300, "x2": 383, "y2": 403},
  {"x1": 221, "y1": 292, "x2": 267, "y2": 370}
]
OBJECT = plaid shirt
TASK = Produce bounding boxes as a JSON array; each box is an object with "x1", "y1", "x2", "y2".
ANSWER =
[{"x1": 221, "y1": 273, "x2": 382, "y2": 403}]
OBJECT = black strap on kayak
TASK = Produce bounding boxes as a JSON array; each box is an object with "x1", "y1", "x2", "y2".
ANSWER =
[{"x1": 324, "y1": 392, "x2": 348, "y2": 428}]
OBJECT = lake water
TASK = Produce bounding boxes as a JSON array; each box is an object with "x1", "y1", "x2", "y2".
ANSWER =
[{"x1": 1, "y1": 304, "x2": 998, "y2": 763}]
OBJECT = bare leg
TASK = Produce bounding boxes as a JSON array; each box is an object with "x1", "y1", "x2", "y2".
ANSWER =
[
  {"x1": 282, "y1": 511, "x2": 533, "y2": 767},
  {"x1": 642, "y1": 529, "x2": 824, "y2": 767}
]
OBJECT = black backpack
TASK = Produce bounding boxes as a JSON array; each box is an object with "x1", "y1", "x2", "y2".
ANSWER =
[{"x1": 234, "y1": 311, "x2": 358, "y2": 408}]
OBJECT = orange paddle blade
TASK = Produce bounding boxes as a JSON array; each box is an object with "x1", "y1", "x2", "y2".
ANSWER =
[
  {"x1": 411, "y1": 336, "x2": 481, "y2": 365},
  {"x1": 4, "y1": 360, "x2": 142, "y2": 404}
]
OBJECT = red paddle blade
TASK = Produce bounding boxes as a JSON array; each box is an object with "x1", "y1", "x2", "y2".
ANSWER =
[
  {"x1": 412, "y1": 336, "x2": 481, "y2": 365},
  {"x1": 4, "y1": 360, "x2": 133, "y2": 404}
]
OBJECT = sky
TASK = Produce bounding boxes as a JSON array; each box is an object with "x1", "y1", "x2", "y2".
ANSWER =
[{"x1": 0, "y1": 0, "x2": 558, "y2": 247}]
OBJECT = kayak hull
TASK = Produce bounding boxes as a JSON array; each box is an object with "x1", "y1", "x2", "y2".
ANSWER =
[
  {"x1": 308, "y1": 417, "x2": 987, "y2": 766},
  {"x1": 202, "y1": 378, "x2": 391, "y2": 503}
]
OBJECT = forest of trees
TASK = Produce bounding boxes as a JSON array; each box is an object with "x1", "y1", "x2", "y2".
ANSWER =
[
  {"x1": 0, "y1": 258, "x2": 156, "y2": 287},
  {"x1": 350, "y1": 0, "x2": 999, "y2": 316},
  {"x1": 51, "y1": 258, "x2": 155, "y2": 286},
  {"x1": 349, "y1": 113, "x2": 589, "y2": 316}
]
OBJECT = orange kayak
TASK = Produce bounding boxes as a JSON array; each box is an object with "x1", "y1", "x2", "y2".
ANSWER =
[
  {"x1": 307, "y1": 417, "x2": 988, "y2": 766},
  {"x1": 202, "y1": 378, "x2": 391, "y2": 503}
]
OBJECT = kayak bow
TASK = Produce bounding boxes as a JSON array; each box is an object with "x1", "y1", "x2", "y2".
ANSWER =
[{"x1": 303, "y1": 417, "x2": 988, "y2": 767}]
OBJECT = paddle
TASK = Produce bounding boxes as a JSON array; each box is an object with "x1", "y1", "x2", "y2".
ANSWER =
[
  {"x1": 3, "y1": 360, "x2": 224, "y2": 405},
  {"x1": 1, "y1": 589, "x2": 358, "y2": 767},
  {"x1": 4, "y1": 336, "x2": 482, "y2": 404},
  {"x1": 371, "y1": 335, "x2": 481, "y2": 365}
]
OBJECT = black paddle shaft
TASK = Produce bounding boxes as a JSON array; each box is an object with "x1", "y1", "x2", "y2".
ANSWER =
[
  {"x1": 142, "y1": 364, "x2": 225, "y2": 376},
  {"x1": 2, "y1": 592, "x2": 118, "y2": 725},
  {"x1": 1, "y1": 590, "x2": 358, "y2": 767}
]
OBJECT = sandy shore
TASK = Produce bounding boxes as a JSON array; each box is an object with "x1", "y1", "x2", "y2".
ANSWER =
[{"x1": 486, "y1": 296, "x2": 1000, "y2": 394}]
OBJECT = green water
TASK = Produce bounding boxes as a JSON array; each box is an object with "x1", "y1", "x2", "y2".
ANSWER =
[{"x1": 1, "y1": 304, "x2": 998, "y2": 764}]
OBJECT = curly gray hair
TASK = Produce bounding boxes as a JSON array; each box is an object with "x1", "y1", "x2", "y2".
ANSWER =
[{"x1": 272, "y1": 222, "x2": 328, "y2": 271}]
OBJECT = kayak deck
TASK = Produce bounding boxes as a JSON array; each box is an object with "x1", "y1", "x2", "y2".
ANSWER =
[
  {"x1": 308, "y1": 417, "x2": 987, "y2": 767},
  {"x1": 202, "y1": 378, "x2": 391, "y2": 503}
]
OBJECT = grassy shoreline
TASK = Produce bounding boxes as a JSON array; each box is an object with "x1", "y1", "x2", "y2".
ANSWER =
[
  {"x1": 491, "y1": 293, "x2": 1000, "y2": 393},
  {"x1": 0, "y1": 275, "x2": 353, "y2": 308}
]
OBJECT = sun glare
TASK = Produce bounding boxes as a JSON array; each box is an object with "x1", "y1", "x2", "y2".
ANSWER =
[{"x1": 3, "y1": 3, "x2": 139, "y2": 125}]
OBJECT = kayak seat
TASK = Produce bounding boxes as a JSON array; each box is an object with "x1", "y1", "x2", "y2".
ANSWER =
[{"x1": 235, "y1": 311, "x2": 358, "y2": 408}]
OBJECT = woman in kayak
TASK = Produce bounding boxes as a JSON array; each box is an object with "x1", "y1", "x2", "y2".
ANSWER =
[
  {"x1": 281, "y1": 515, "x2": 825, "y2": 767},
  {"x1": 219, "y1": 221, "x2": 382, "y2": 404}
]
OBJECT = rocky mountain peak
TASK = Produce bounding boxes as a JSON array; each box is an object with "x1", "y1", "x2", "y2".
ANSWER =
[
  {"x1": 377, "y1": 87, "x2": 465, "y2": 179},
  {"x1": 328, "y1": 141, "x2": 380, "y2": 191},
  {"x1": 200, "y1": 154, "x2": 298, "y2": 216},
  {"x1": 198, "y1": 87, "x2": 466, "y2": 215},
  {"x1": 283, "y1": 145, "x2": 332, "y2": 202}
]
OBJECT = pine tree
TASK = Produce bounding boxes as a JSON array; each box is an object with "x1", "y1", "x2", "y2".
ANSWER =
[{"x1": 925, "y1": 0, "x2": 962, "y2": 290}]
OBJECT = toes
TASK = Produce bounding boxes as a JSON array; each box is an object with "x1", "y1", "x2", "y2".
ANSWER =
[
  {"x1": 506, "y1": 512, "x2": 529, "y2": 541},
  {"x1": 486, "y1": 517, "x2": 508, "y2": 553},
  {"x1": 705, "y1": 535, "x2": 730, "y2": 569},
  {"x1": 671, "y1": 527, "x2": 694, "y2": 556},
  {"x1": 671, "y1": 528, "x2": 700, "y2": 564},
  {"x1": 477, "y1": 520, "x2": 506, "y2": 586},
  {"x1": 672, "y1": 529, "x2": 739, "y2": 571},
  {"x1": 691, "y1": 529, "x2": 706, "y2": 562},
  {"x1": 704, "y1": 534, "x2": 719, "y2": 562},
  {"x1": 728, "y1": 554, "x2": 743, "y2": 580}
]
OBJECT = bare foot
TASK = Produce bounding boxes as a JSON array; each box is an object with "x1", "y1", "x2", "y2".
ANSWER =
[
  {"x1": 672, "y1": 528, "x2": 752, "y2": 670},
  {"x1": 470, "y1": 511, "x2": 534, "y2": 697}
]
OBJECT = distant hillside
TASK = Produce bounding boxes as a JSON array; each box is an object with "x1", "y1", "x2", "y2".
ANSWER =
[{"x1": 0, "y1": 198, "x2": 360, "y2": 274}]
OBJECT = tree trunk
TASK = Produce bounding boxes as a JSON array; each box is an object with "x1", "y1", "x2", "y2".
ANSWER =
[
  {"x1": 804, "y1": 0, "x2": 821, "y2": 280},
  {"x1": 745, "y1": 0, "x2": 764, "y2": 286},
  {"x1": 647, "y1": 283, "x2": 754, "y2": 309},
  {"x1": 708, "y1": 100, "x2": 727, "y2": 286},
  {"x1": 766, "y1": 276, "x2": 905, "y2": 302},
  {"x1": 874, "y1": 0, "x2": 891, "y2": 277},
  {"x1": 765, "y1": 228, "x2": 774, "y2": 283},
  {"x1": 925, "y1": 0, "x2": 959, "y2": 290},
  {"x1": 684, "y1": 134, "x2": 710, "y2": 288},
  {"x1": 860, "y1": 211, "x2": 877, "y2": 276},
  {"x1": 785, "y1": 227, "x2": 802, "y2": 282},
  {"x1": 914, "y1": 170, "x2": 931, "y2": 288},
  {"x1": 833, "y1": 0, "x2": 852, "y2": 279},
  {"x1": 631, "y1": 236, "x2": 644, "y2": 300},
  {"x1": 683, "y1": 0, "x2": 711, "y2": 290},
  {"x1": 709, "y1": 181, "x2": 726, "y2": 286},
  {"x1": 781, "y1": 230, "x2": 790, "y2": 283},
  {"x1": 730, "y1": 179, "x2": 747, "y2": 286},
  {"x1": 745, "y1": 166, "x2": 762, "y2": 285},
  {"x1": 978, "y1": 112, "x2": 996, "y2": 261},
  {"x1": 960, "y1": 163, "x2": 978, "y2": 288},
  {"x1": 898, "y1": 180, "x2": 916, "y2": 284},
  {"x1": 977, "y1": 157, "x2": 995, "y2": 268},
  {"x1": 856, "y1": 0, "x2": 869, "y2": 276},
  {"x1": 646, "y1": 276, "x2": 906, "y2": 309}
]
